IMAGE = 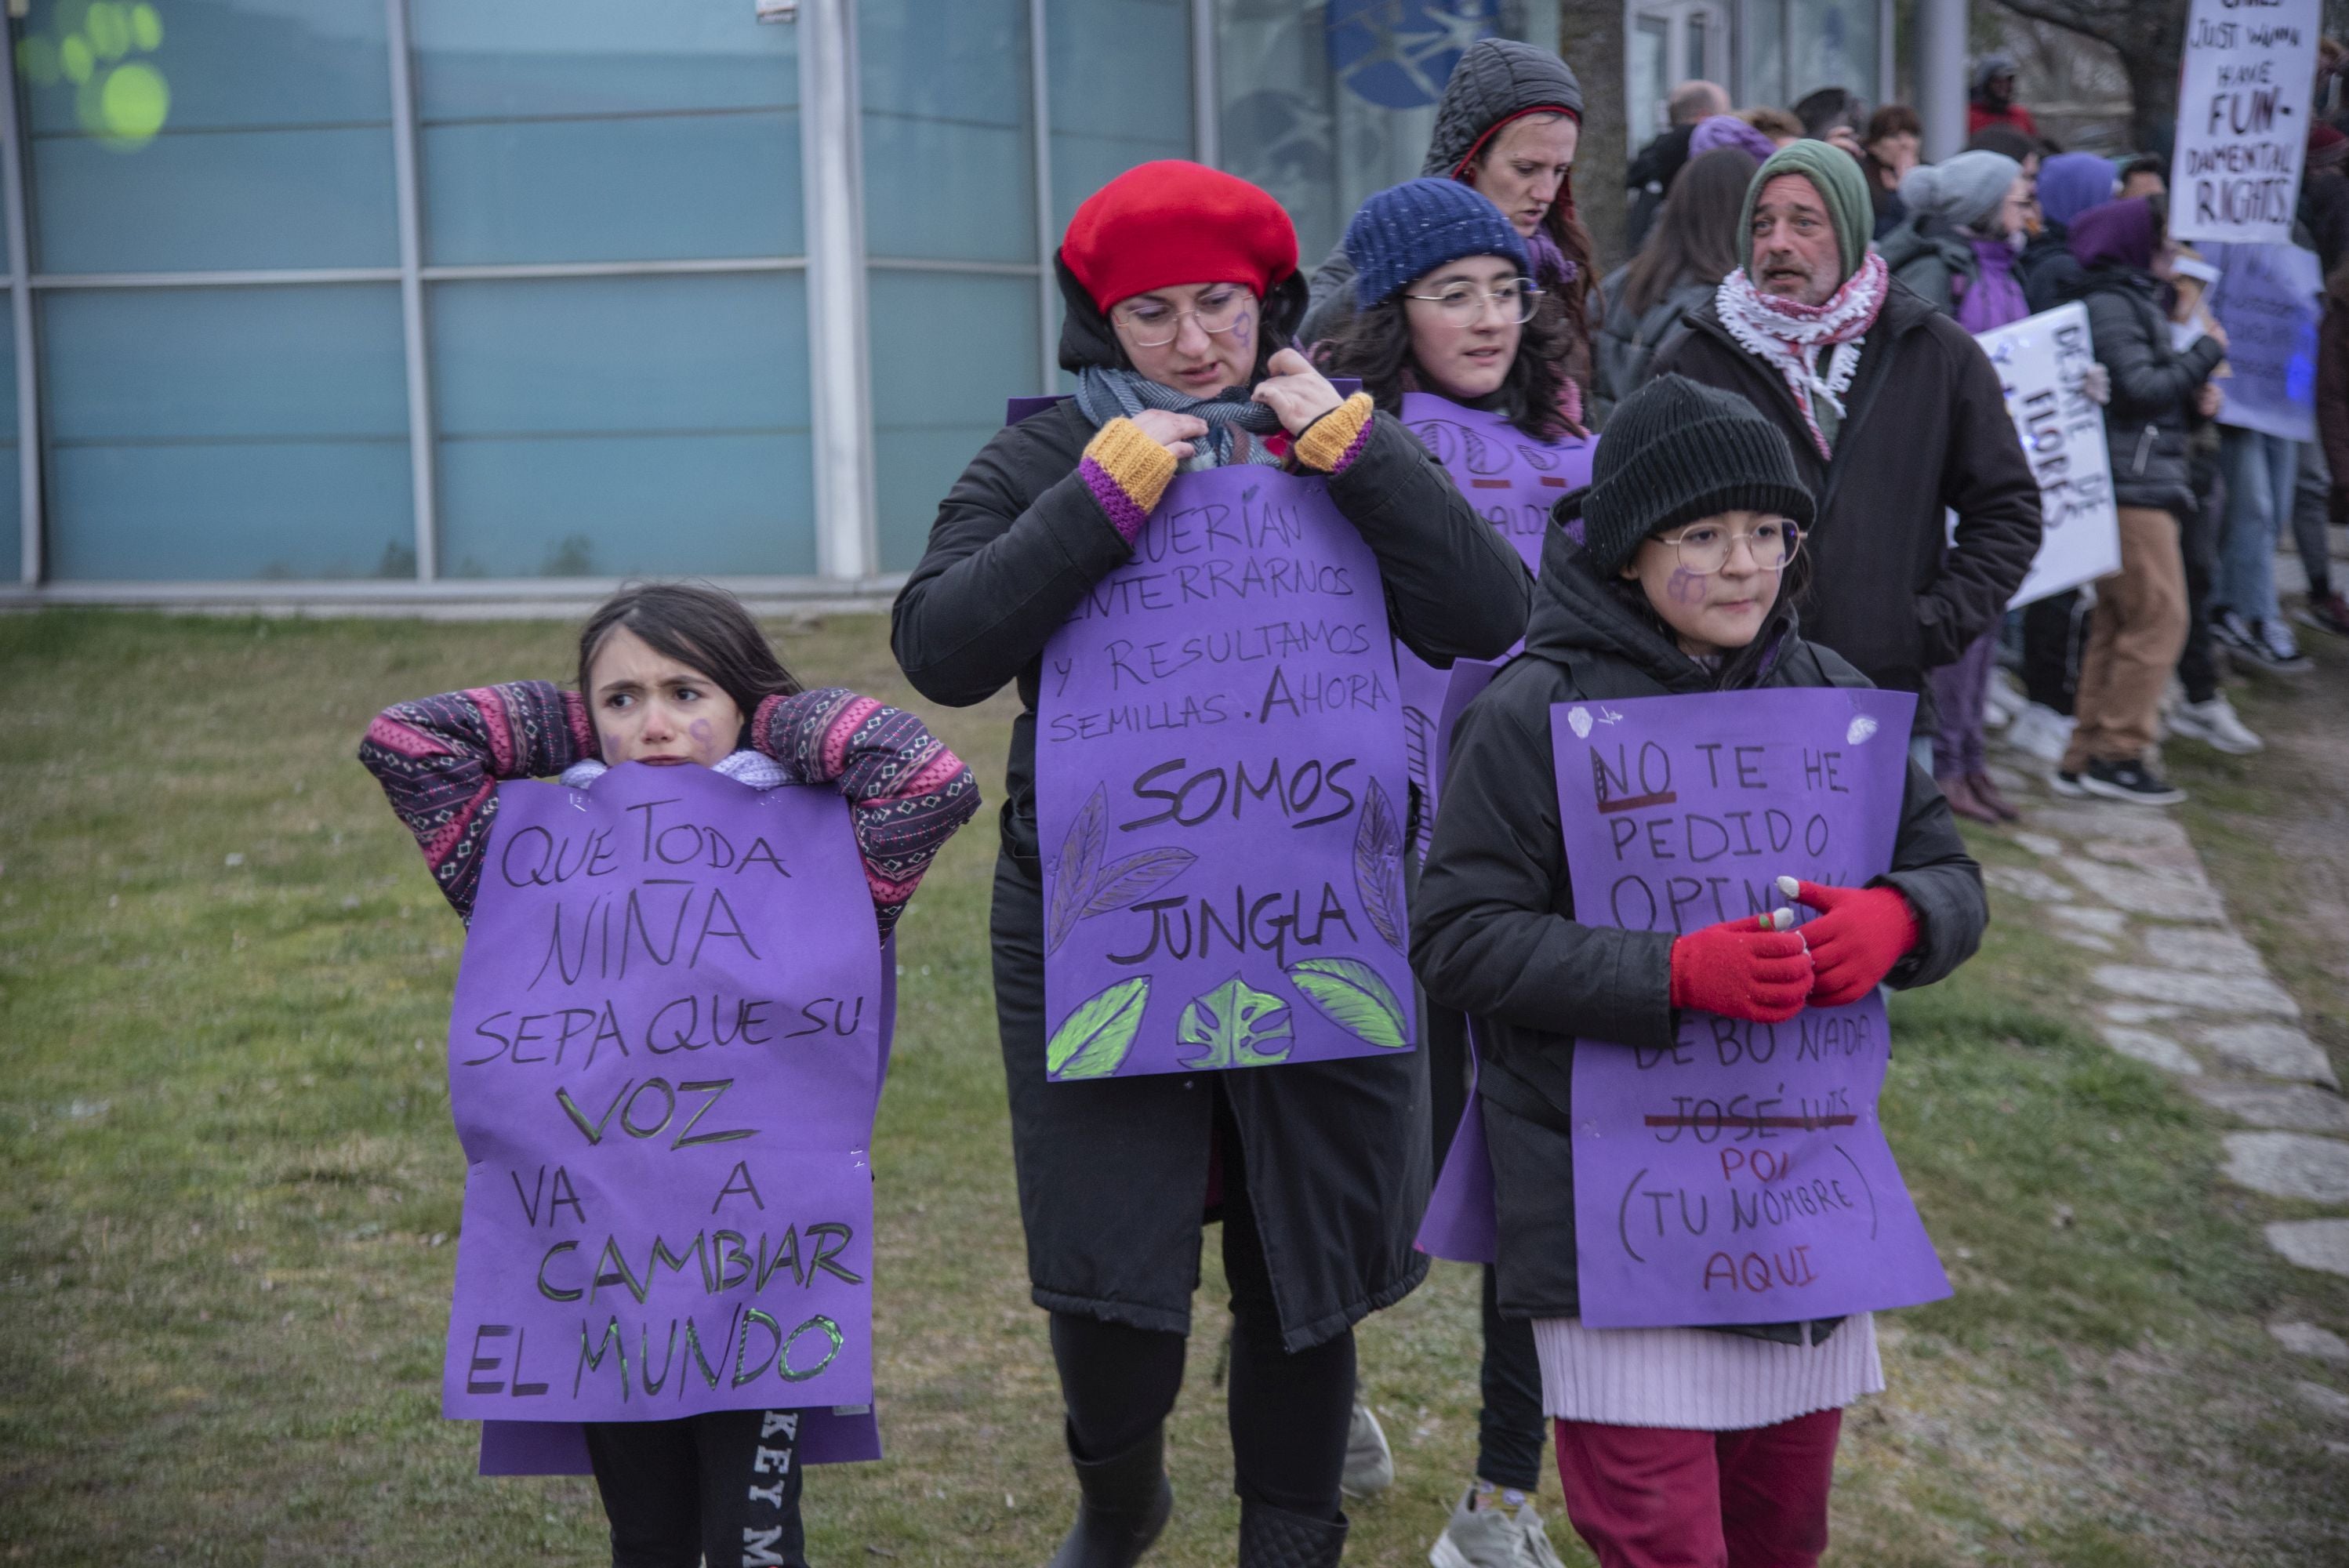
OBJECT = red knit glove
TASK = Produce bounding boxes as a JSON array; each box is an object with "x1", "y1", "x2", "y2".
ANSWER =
[
  {"x1": 1668, "y1": 915, "x2": 1815, "y2": 1023},
  {"x1": 1785, "y1": 880, "x2": 1920, "y2": 1007}
]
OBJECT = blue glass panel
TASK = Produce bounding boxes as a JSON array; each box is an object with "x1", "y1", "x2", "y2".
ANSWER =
[
  {"x1": 430, "y1": 274, "x2": 813, "y2": 578},
  {"x1": 868, "y1": 270, "x2": 1037, "y2": 572},
  {"x1": 411, "y1": 1, "x2": 801, "y2": 265},
  {"x1": 859, "y1": 0, "x2": 1034, "y2": 262},
  {"x1": 41, "y1": 285, "x2": 412, "y2": 581},
  {"x1": 1046, "y1": 0, "x2": 1191, "y2": 234},
  {"x1": 0, "y1": 304, "x2": 16, "y2": 577},
  {"x1": 20, "y1": 0, "x2": 398, "y2": 272}
]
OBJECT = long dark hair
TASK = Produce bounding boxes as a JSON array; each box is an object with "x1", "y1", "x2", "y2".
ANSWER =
[
  {"x1": 575, "y1": 583, "x2": 802, "y2": 731},
  {"x1": 1618, "y1": 148, "x2": 1757, "y2": 318},
  {"x1": 1323, "y1": 281, "x2": 1577, "y2": 441}
]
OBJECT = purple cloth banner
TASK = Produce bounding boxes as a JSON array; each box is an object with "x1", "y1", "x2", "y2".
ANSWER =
[
  {"x1": 444, "y1": 762, "x2": 885, "y2": 1439},
  {"x1": 1550, "y1": 689, "x2": 1951, "y2": 1328},
  {"x1": 1035, "y1": 466, "x2": 1415, "y2": 1079},
  {"x1": 1394, "y1": 394, "x2": 1590, "y2": 847}
]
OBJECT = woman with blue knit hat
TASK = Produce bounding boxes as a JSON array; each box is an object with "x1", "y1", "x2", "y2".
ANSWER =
[
  {"x1": 1325, "y1": 173, "x2": 1590, "y2": 1568},
  {"x1": 1412, "y1": 374, "x2": 1985, "y2": 1568}
]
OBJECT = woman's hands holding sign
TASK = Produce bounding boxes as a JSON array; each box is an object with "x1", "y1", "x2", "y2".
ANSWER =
[{"x1": 1668, "y1": 880, "x2": 1922, "y2": 1020}]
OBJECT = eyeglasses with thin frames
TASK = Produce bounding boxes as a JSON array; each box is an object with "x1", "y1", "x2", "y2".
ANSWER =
[
  {"x1": 1654, "y1": 519, "x2": 1803, "y2": 575},
  {"x1": 1400, "y1": 278, "x2": 1543, "y2": 325},
  {"x1": 1111, "y1": 287, "x2": 1252, "y2": 348}
]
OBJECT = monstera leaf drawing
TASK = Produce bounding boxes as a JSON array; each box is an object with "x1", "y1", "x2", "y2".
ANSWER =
[
  {"x1": 1287, "y1": 958, "x2": 1412, "y2": 1051},
  {"x1": 1516, "y1": 441, "x2": 1563, "y2": 473},
  {"x1": 1082, "y1": 847, "x2": 1197, "y2": 916},
  {"x1": 1045, "y1": 786, "x2": 1109, "y2": 953},
  {"x1": 1177, "y1": 975, "x2": 1294, "y2": 1069},
  {"x1": 1353, "y1": 777, "x2": 1406, "y2": 952},
  {"x1": 1046, "y1": 976, "x2": 1151, "y2": 1080},
  {"x1": 1402, "y1": 705, "x2": 1434, "y2": 803}
]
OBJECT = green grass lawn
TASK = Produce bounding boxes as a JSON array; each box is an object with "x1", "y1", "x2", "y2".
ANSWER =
[{"x1": 2, "y1": 610, "x2": 2344, "y2": 1566}]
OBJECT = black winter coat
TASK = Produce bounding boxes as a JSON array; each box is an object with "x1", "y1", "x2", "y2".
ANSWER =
[
  {"x1": 2017, "y1": 221, "x2": 2082, "y2": 315},
  {"x1": 1647, "y1": 281, "x2": 2043, "y2": 697},
  {"x1": 1876, "y1": 212, "x2": 1980, "y2": 316},
  {"x1": 1622, "y1": 124, "x2": 1696, "y2": 256},
  {"x1": 1409, "y1": 527, "x2": 1987, "y2": 1329},
  {"x1": 891, "y1": 263, "x2": 1530, "y2": 1348},
  {"x1": 1592, "y1": 264, "x2": 1713, "y2": 426},
  {"x1": 2068, "y1": 266, "x2": 2225, "y2": 517}
]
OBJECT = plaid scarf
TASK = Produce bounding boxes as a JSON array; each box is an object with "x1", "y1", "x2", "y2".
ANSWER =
[
  {"x1": 1713, "y1": 250, "x2": 1890, "y2": 459},
  {"x1": 1073, "y1": 365, "x2": 1286, "y2": 470}
]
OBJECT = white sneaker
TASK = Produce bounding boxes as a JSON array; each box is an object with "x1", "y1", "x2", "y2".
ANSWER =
[
  {"x1": 1431, "y1": 1489, "x2": 1565, "y2": 1568},
  {"x1": 2006, "y1": 702, "x2": 2075, "y2": 764},
  {"x1": 1984, "y1": 668, "x2": 2026, "y2": 729},
  {"x1": 1341, "y1": 1399, "x2": 1394, "y2": 1498},
  {"x1": 2168, "y1": 694, "x2": 2264, "y2": 754}
]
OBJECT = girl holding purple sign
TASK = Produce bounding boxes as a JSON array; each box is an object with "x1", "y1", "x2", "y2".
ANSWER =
[
  {"x1": 1410, "y1": 377, "x2": 1985, "y2": 1568},
  {"x1": 1323, "y1": 174, "x2": 1592, "y2": 1568},
  {"x1": 361, "y1": 583, "x2": 979, "y2": 1568},
  {"x1": 892, "y1": 160, "x2": 1527, "y2": 1568}
]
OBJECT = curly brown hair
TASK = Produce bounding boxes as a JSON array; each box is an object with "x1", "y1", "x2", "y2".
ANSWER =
[{"x1": 1323, "y1": 283, "x2": 1578, "y2": 442}]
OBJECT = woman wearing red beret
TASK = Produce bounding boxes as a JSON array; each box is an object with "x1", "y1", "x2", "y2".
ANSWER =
[{"x1": 892, "y1": 161, "x2": 1530, "y2": 1566}]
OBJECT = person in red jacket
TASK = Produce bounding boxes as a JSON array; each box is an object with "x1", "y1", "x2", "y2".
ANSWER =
[{"x1": 1968, "y1": 54, "x2": 2039, "y2": 139}]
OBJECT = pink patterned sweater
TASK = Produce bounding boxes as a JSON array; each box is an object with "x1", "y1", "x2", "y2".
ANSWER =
[{"x1": 358, "y1": 681, "x2": 978, "y2": 935}]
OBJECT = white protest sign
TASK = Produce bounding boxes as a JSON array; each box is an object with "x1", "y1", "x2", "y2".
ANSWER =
[
  {"x1": 1967, "y1": 303, "x2": 2121, "y2": 606},
  {"x1": 2170, "y1": 0, "x2": 2322, "y2": 245},
  {"x1": 2207, "y1": 240, "x2": 2323, "y2": 441}
]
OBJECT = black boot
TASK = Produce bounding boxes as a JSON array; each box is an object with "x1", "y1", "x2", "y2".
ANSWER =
[
  {"x1": 1045, "y1": 1421, "x2": 1174, "y2": 1568},
  {"x1": 1236, "y1": 1500, "x2": 1348, "y2": 1567}
]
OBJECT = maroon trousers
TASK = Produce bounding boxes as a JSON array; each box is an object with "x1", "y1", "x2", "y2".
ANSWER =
[{"x1": 1552, "y1": 1409, "x2": 1842, "y2": 1568}]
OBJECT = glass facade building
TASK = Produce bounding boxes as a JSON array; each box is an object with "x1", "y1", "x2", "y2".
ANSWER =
[{"x1": 5, "y1": 0, "x2": 1558, "y2": 601}]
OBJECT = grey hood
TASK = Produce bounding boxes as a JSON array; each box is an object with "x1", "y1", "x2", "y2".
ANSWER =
[{"x1": 1421, "y1": 38, "x2": 1583, "y2": 177}]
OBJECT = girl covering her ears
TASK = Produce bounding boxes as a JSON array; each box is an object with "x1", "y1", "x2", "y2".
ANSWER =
[
  {"x1": 1410, "y1": 376, "x2": 1986, "y2": 1568},
  {"x1": 891, "y1": 159, "x2": 1527, "y2": 1568},
  {"x1": 358, "y1": 582, "x2": 978, "y2": 1568},
  {"x1": 1322, "y1": 172, "x2": 1589, "y2": 1568}
]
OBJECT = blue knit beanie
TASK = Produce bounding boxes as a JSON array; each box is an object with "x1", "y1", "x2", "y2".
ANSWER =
[{"x1": 1345, "y1": 177, "x2": 1531, "y2": 310}]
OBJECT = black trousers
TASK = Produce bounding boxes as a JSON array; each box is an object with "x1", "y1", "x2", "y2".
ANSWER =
[
  {"x1": 1428, "y1": 1004, "x2": 1547, "y2": 1493},
  {"x1": 2179, "y1": 456, "x2": 2225, "y2": 704},
  {"x1": 585, "y1": 1407, "x2": 805, "y2": 1568},
  {"x1": 1049, "y1": 1086, "x2": 1356, "y2": 1521},
  {"x1": 2020, "y1": 592, "x2": 2087, "y2": 714}
]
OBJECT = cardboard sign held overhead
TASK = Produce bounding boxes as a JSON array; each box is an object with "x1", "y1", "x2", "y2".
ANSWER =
[{"x1": 2170, "y1": 0, "x2": 2322, "y2": 245}]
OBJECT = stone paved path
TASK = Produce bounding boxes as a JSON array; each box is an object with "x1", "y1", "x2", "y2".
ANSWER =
[{"x1": 1973, "y1": 768, "x2": 2349, "y2": 1374}]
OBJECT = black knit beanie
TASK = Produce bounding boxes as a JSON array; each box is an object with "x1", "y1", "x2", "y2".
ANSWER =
[{"x1": 1560, "y1": 375, "x2": 1815, "y2": 578}]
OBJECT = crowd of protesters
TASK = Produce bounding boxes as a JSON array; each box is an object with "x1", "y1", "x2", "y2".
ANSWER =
[{"x1": 362, "y1": 31, "x2": 2342, "y2": 1568}]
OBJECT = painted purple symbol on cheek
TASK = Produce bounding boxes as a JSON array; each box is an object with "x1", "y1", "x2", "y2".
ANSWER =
[
  {"x1": 1666, "y1": 567, "x2": 1708, "y2": 605},
  {"x1": 1230, "y1": 310, "x2": 1253, "y2": 350}
]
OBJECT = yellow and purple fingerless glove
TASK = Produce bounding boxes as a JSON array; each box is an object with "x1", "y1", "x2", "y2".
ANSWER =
[
  {"x1": 1291, "y1": 392, "x2": 1374, "y2": 476},
  {"x1": 1080, "y1": 418, "x2": 1178, "y2": 544}
]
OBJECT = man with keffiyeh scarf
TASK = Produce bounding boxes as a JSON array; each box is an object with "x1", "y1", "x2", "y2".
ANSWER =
[{"x1": 1650, "y1": 141, "x2": 2043, "y2": 734}]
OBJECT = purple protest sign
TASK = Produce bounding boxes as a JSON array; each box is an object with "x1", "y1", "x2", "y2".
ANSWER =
[
  {"x1": 1393, "y1": 394, "x2": 1589, "y2": 850},
  {"x1": 1550, "y1": 689, "x2": 1951, "y2": 1328},
  {"x1": 442, "y1": 762, "x2": 885, "y2": 1429},
  {"x1": 1034, "y1": 466, "x2": 1415, "y2": 1079}
]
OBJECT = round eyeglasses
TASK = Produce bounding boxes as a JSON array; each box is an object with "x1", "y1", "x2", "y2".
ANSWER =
[
  {"x1": 1655, "y1": 519, "x2": 1803, "y2": 575},
  {"x1": 1111, "y1": 287, "x2": 1252, "y2": 348},
  {"x1": 1401, "y1": 278, "x2": 1543, "y2": 325}
]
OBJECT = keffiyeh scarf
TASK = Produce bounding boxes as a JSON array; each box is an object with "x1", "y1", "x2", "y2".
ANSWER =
[
  {"x1": 1713, "y1": 250, "x2": 1890, "y2": 459},
  {"x1": 1074, "y1": 365, "x2": 1286, "y2": 470}
]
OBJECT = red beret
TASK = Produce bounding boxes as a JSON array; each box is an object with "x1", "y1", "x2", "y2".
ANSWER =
[{"x1": 1061, "y1": 160, "x2": 1299, "y2": 314}]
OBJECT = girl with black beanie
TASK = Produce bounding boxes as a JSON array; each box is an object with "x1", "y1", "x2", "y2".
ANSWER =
[{"x1": 1410, "y1": 376, "x2": 1986, "y2": 1568}]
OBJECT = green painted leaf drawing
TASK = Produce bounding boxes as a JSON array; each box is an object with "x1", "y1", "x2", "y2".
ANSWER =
[
  {"x1": 1287, "y1": 958, "x2": 1412, "y2": 1050},
  {"x1": 1353, "y1": 776, "x2": 1406, "y2": 952},
  {"x1": 1045, "y1": 785, "x2": 1109, "y2": 954},
  {"x1": 1177, "y1": 975, "x2": 1294, "y2": 1069},
  {"x1": 1046, "y1": 976, "x2": 1151, "y2": 1080},
  {"x1": 1082, "y1": 847, "x2": 1196, "y2": 917}
]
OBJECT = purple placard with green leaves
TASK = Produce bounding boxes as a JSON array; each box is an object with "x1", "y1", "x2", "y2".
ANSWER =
[
  {"x1": 1393, "y1": 394, "x2": 1588, "y2": 851},
  {"x1": 443, "y1": 763, "x2": 884, "y2": 1426},
  {"x1": 1034, "y1": 466, "x2": 1416, "y2": 1080},
  {"x1": 1550, "y1": 688, "x2": 1952, "y2": 1328}
]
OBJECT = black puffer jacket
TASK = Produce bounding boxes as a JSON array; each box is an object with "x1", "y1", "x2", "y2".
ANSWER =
[
  {"x1": 1591, "y1": 264, "x2": 1714, "y2": 425},
  {"x1": 2067, "y1": 265, "x2": 2224, "y2": 516},
  {"x1": 1300, "y1": 38, "x2": 1583, "y2": 348},
  {"x1": 1648, "y1": 281, "x2": 2043, "y2": 697},
  {"x1": 891, "y1": 258, "x2": 1530, "y2": 1348},
  {"x1": 1409, "y1": 525, "x2": 1987, "y2": 1330},
  {"x1": 2017, "y1": 220, "x2": 2082, "y2": 314}
]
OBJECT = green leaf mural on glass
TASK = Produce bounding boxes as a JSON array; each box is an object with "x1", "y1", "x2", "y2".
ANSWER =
[
  {"x1": 1045, "y1": 976, "x2": 1152, "y2": 1080},
  {"x1": 1286, "y1": 958, "x2": 1412, "y2": 1050},
  {"x1": 1176, "y1": 975, "x2": 1294, "y2": 1069}
]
